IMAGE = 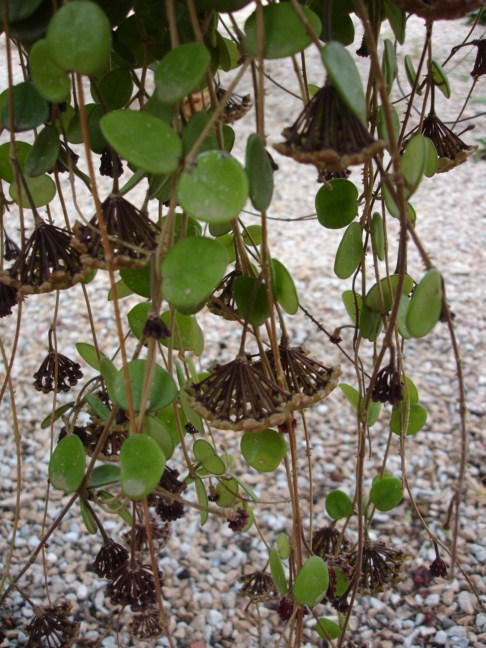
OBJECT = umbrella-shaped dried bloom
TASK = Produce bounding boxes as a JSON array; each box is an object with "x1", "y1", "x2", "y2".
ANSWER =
[
  {"x1": 471, "y1": 39, "x2": 486, "y2": 78},
  {"x1": 421, "y1": 112, "x2": 476, "y2": 172},
  {"x1": 142, "y1": 314, "x2": 171, "y2": 340},
  {"x1": 240, "y1": 571, "x2": 276, "y2": 601},
  {"x1": 33, "y1": 336, "x2": 83, "y2": 394},
  {"x1": 99, "y1": 146, "x2": 124, "y2": 178},
  {"x1": 0, "y1": 283, "x2": 18, "y2": 318},
  {"x1": 0, "y1": 218, "x2": 88, "y2": 295},
  {"x1": 25, "y1": 601, "x2": 79, "y2": 648},
  {"x1": 207, "y1": 268, "x2": 242, "y2": 320},
  {"x1": 349, "y1": 541, "x2": 405, "y2": 595},
  {"x1": 371, "y1": 351, "x2": 403, "y2": 405},
  {"x1": 93, "y1": 539, "x2": 129, "y2": 579},
  {"x1": 317, "y1": 167, "x2": 351, "y2": 183},
  {"x1": 312, "y1": 525, "x2": 348, "y2": 559},
  {"x1": 3, "y1": 228, "x2": 20, "y2": 261},
  {"x1": 72, "y1": 194, "x2": 158, "y2": 270},
  {"x1": 392, "y1": 0, "x2": 483, "y2": 20},
  {"x1": 216, "y1": 86, "x2": 252, "y2": 124},
  {"x1": 80, "y1": 419, "x2": 128, "y2": 460},
  {"x1": 125, "y1": 521, "x2": 172, "y2": 551},
  {"x1": 257, "y1": 336, "x2": 342, "y2": 408},
  {"x1": 106, "y1": 561, "x2": 163, "y2": 611},
  {"x1": 274, "y1": 82, "x2": 386, "y2": 174},
  {"x1": 185, "y1": 354, "x2": 292, "y2": 432},
  {"x1": 48, "y1": 141, "x2": 80, "y2": 174},
  {"x1": 129, "y1": 608, "x2": 164, "y2": 640}
]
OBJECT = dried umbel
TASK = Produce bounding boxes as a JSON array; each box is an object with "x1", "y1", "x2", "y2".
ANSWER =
[
  {"x1": 371, "y1": 353, "x2": 403, "y2": 405},
  {"x1": 185, "y1": 354, "x2": 291, "y2": 432},
  {"x1": 99, "y1": 146, "x2": 124, "y2": 178},
  {"x1": 129, "y1": 608, "x2": 164, "y2": 640},
  {"x1": 312, "y1": 525, "x2": 348, "y2": 558},
  {"x1": 257, "y1": 337, "x2": 342, "y2": 408},
  {"x1": 48, "y1": 141, "x2": 79, "y2": 174},
  {"x1": 33, "y1": 336, "x2": 83, "y2": 394},
  {"x1": 106, "y1": 561, "x2": 163, "y2": 611},
  {"x1": 207, "y1": 268, "x2": 242, "y2": 320},
  {"x1": 3, "y1": 228, "x2": 20, "y2": 261},
  {"x1": 155, "y1": 498, "x2": 185, "y2": 522},
  {"x1": 125, "y1": 521, "x2": 172, "y2": 551},
  {"x1": 25, "y1": 600, "x2": 79, "y2": 648},
  {"x1": 471, "y1": 39, "x2": 486, "y2": 78},
  {"x1": 216, "y1": 86, "x2": 252, "y2": 124},
  {"x1": 0, "y1": 218, "x2": 88, "y2": 295},
  {"x1": 240, "y1": 570, "x2": 276, "y2": 601},
  {"x1": 274, "y1": 81, "x2": 386, "y2": 173},
  {"x1": 73, "y1": 194, "x2": 158, "y2": 269},
  {"x1": 392, "y1": 0, "x2": 483, "y2": 20},
  {"x1": 77, "y1": 419, "x2": 128, "y2": 461},
  {"x1": 93, "y1": 539, "x2": 129, "y2": 579},
  {"x1": 421, "y1": 112, "x2": 476, "y2": 172},
  {"x1": 349, "y1": 541, "x2": 405, "y2": 595},
  {"x1": 0, "y1": 283, "x2": 18, "y2": 318}
]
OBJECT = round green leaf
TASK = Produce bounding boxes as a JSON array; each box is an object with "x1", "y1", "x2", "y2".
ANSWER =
[
  {"x1": 100, "y1": 110, "x2": 182, "y2": 174},
  {"x1": 401, "y1": 134, "x2": 427, "y2": 198},
  {"x1": 397, "y1": 295, "x2": 412, "y2": 339},
  {"x1": 384, "y1": 0, "x2": 406, "y2": 43},
  {"x1": 29, "y1": 39, "x2": 71, "y2": 103},
  {"x1": 391, "y1": 401, "x2": 428, "y2": 436},
  {"x1": 365, "y1": 274, "x2": 414, "y2": 314},
  {"x1": 244, "y1": 4, "x2": 321, "y2": 60},
  {"x1": 270, "y1": 548, "x2": 287, "y2": 595},
  {"x1": 9, "y1": 174, "x2": 56, "y2": 208},
  {"x1": 161, "y1": 311, "x2": 204, "y2": 356},
  {"x1": 142, "y1": 415, "x2": 175, "y2": 459},
  {"x1": 316, "y1": 179, "x2": 359, "y2": 229},
  {"x1": 322, "y1": 41, "x2": 367, "y2": 125},
  {"x1": 369, "y1": 476, "x2": 403, "y2": 512},
  {"x1": 76, "y1": 342, "x2": 105, "y2": 371},
  {"x1": 431, "y1": 59, "x2": 451, "y2": 99},
  {"x1": 24, "y1": 125, "x2": 60, "y2": 177},
  {"x1": 406, "y1": 269, "x2": 442, "y2": 338},
  {"x1": 193, "y1": 439, "x2": 226, "y2": 476},
  {"x1": 271, "y1": 259, "x2": 299, "y2": 315},
  {"x1": 96, "y1": 67, "x2": 133, "y2": 109},
  {"x1": 316, "y1": 617, "x2": 341, "y2": 641},
  {"x1": 2, "y1": 82, "x2": 49, "y2": 132},
  {"x1": 276, "y1": 532, "x2": 291, "y2": 560},
  {"x1": 245, "y1": 133, "x2": 274, "y2": 212},
  {"x1": 294, "y1": 556, "x2": 329, "y2": 608},
  {"x1": 377, "y1": 104, "x2": 400, "y2": 145},
  {"x1": 46, "y1": 1, "x2": 112, "y2": 75},
  {"x1": 119, "y1": 264, "x2": 151, "y2": 298},
  {"x1": 195, "y1": 476, "x2": 209, "y2": 526},
  {"x1": 339, "y1": 383, "x2": 381, "y2": 427},
  {"x1": 404, "y1": 377, "x2": 419, "y2": 403},
  {"x1": 127, "y1": 302, "x2": 152, "y2": 339},
  {"x1": 241, "y1": 429, "x2": 287, "y2": 472},
  {"x1": 342, "y1": 290, "x2": 362, "y2": 325},
  {"x1": 182, "y1": 112, "x2": 218, "y2": 156},
  {"x1": 112, "y1": 359, "x2": 178, "y2": 412},
  {"x1": 155, "y1": 43, "x2": 210, "y2": 105},
  {"x1": 215, "y1": 477, "x2": 239, "y2": 507},
  {"x1": 0, "y1": 141, "x2": 31, "y2": 183},
  {"x1": 49, "y1": 435, "x2": 86, "y2": 493},
  {"x1": 242, "y1": 224, "x2": 262, "y2": 247},
  {"x1": 177, "y1": 151, "x2": 248, "y2": 224},
  {"x1": 334, "y1": 222, "x2": 363, "y2": 279},
  {"x1": 325, "y1": 489, "x2": 353, "y2": 520},
  {"x1": 233, "y1": 275, "x2": 269, "y2": 326},
  {"x1": 120, "y1": 434, "x2": 166, "y2": 500},
  {"x1": 162, "y1": 237, "x2": 228, "y2": 314}
]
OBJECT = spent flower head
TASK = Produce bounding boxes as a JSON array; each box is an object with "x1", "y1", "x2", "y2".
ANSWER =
[{"x1": 25, "y1": 601, "x2": 79, "y2": 648}]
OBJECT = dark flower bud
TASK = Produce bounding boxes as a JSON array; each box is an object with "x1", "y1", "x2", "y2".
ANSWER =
[
  {"x1": 227, "y1": 507, "x2": 249, "y2": 532},
  {"x1": 142, "y1": 314, "x2": 171, "y2": 340}
]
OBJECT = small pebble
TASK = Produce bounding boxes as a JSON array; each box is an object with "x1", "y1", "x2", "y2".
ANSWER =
[{"x1": 434, "y1": 630, "x2": 448, "y2": 645}]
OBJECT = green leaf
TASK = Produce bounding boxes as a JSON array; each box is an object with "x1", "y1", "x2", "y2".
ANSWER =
[
  {"x1": 119, "y1": 264, "x2": 151, "y2": 298},
  {"x1": 2, "y1": 82, "x2": 49, "y2": 132},
  {"x1": 193, "y1": 438, "x2": 226, "y2": 475},
  {"x1": 359, "y1": 303, "x2": 382, "y2": 341},
  {"x1": 161, "y1": 311, "x2": 204, "y2": 356},
  {"x1": 182, "y1": 112, "x2": 218, "y2": 156},
  {"x1": 334, "y1": 222, "x2": 362, "y2": 279},
  {"x1": 98, "y1": 489, "x2": 133, "y2": 525},
  {"x1": 177, "y1": 150, "x2": 248, "y2": 224},
  {"x1": 9, "y1": 174, "x2": 56, "y2": 208},
  {"x1": 294, "y1": 556, "x2": 329, "y2": 608},
  {"x1": 40, "y1": 401, "x2": 75, "y2": 430},
  {"x1": 0, "y1": 141, "x2": 31, "y2": 183},
  {"x1": 242, "y1": 224, "x2": 263, "y2": 247},
  {"x1": 382, "y1": 39, "x2": 398, "y2": 94},
  {"x1": 383, "y1": 0, "x2": 406, "y2": 44},
  {"x1": 112, "y1": 359, "x2": 178, "y2": 413},
  {"x1": 401, "y1": 134, "x2": 427, "y2": 198},
  {"x1": 325, "y1": 489, "x2": 353, "y2": 520},
  {"x1": 276, "y1": 532, "x2": 291, "y2": 560},
  {"x1": 391, "y1": 401, "x2": 427, "y2": 436},
  {"x1": 322, "y1": 41, "x2": 367, "y2": 125},
  {"x1": 46, "y1": 0, "x2": 112, "y2": 75},
  {"x1": 79, "y1": 498, "x2": 98, "y2": 534},
  {"x1": 377, "y1": 104, "x2": 400, "y2": 145},
  {"x1": 316, "y1": 179, "x2": 359, "y2": 229},
  {"x1": 96, "y1": 67, "x2": 133, "y2": 110},
  {"x1": 24, "y1": 125, "x2": 60, "y2": 177},
  {"x1": 342, "y1": 290, "x2": 362, "y2": 325},
  {"x1": 404, "y1": 54, "x2": 421, "y2": 94},
  {"x1": 76, "y1": 342, "x2": 105, "y2": 371},
  {"x1": 245, "y1": 133, "x2": 274, "y2": 212},
  {"x1": 431, "y1": 59, "x2": 451, "y2": 99},
  {"x1": 85, "y1": 394, "x2": 110, "y2": 421},
  {"x1": 271, "y1": 259, "x2": 299, "y2": 314},
  {"x1": 120, "y1": 434, "x2": 166, "y2": 500},
  {"x1": 49, "y1": 435, "x2": 86, "y2": 493},
  {"x1": 369, "y1": 476, "x2": 403, "y2": 511},
  {"x1": 127, "y1": 302, "x2": 151, "y2": 339},
  {"x1": 142, "y1": 415, "x2": 175, "y2": 459},
  {"x1": 270, "y1": 549, "x2": 287, "y2": 595},
  {"x1": 339, "y1": 384, "x2": 381, "y2": 427},
  {"x1": 404, "y1": 377, "x2": 419, "y2": 403},
  {"x1": 365, "y1": 274, "x2": 414, "y2": 314},
  {"x1": 29, "y1": 39, "x2": 71, "y2": 103},
  {"x1": 100, "y1": 356, "x2": 118, "y2": 402},
  {"x1": 371, "y1": 213, "x2": 385, "y2": 261},
  {"x1": 155, "y1": 43, "x2": 210, "y2": 104},
  {"x1": 214, "y1": 477, "x2": 238, "y2": 507},
  {"x1": 423, "y1": 137, "x2": 438, "y2": 178},
  {"x1": 233, "y1": 275, "x2": 269, "y2": 326},
  {"x1": 87, "y1": 464, "x2": 121, "y2": 489},
  {"x1": 316, "y1": 617, "x2": 341, "y2": 641},
  {"x1": 406, "y1": 268, "x2": 442, "y2": 338},
  {"x1": 100, "y1": 110, "x2": 182, "y2": 174},
  {"x1": 397, "y1": 294, "x2": 412, "y2": 339},
  {"x1": 241, "y1": 429, "x2": 287, "y2": 472},
  {"x1": 244, "y1": 4, "x2": 321, "y2": 60},
  {"x1": 162, "y1": 237, "x2": 228, "y2": 314},
  {"x1": 1, "y1": 0, "x2": 43, "y2": 22},
  {"x1": 195, "y1": 476, "x2": 209, "y2": 526}
]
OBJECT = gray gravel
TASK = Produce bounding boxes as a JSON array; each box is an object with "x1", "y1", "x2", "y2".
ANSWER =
[{"x1": 1, "y1": 14, "x2": 486, "y2": 648}]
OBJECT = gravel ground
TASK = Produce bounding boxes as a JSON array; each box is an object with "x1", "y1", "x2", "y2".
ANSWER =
[{"x1": 1, "y1": 14, "x2": 485, "y2": 648}]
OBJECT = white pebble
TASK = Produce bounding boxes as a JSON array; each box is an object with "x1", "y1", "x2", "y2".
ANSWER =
[
  {"x1": 207, "y1": 609, "x2": 225, "y2": 630},
  {"x1": 476, "y1": 612, "x2": 486, "y2": 630},
  {"x1": 434, "y1": 630, "x2": 448, "y2": 645},
  {"x1": 76, "y1": 583, "x2": 88, "y2": 599},
  {"x1": 425, "y1": 593, "x2": 440, "y2": 606},
  {"x1": 458, "y1": 591, "x2": 474, "y2": 614}
]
